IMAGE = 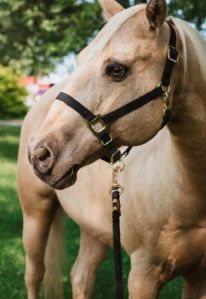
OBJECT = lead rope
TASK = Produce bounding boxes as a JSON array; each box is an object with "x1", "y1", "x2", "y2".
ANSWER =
[{"x1": 111, "y1": 162, "x2": 125, "y2": 299}]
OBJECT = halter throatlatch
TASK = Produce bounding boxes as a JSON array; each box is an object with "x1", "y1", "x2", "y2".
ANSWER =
[
  {"x1": 56, "y1": 21, "x2": 178, "y2": 165},
  {"x1": 56, "y1": 21, "x2": 179, "y2": 299}
]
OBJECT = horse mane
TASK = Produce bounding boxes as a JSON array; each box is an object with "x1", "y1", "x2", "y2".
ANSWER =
[
  {"x1": 170, "y1": 17, "x2": 206, "y2": 84},
  {"x1": 99, "y1": 5, "x2": 145, "y2": 47},
  {"x1": 79, "y1": 5, "x2": 145, "y2": 62}
]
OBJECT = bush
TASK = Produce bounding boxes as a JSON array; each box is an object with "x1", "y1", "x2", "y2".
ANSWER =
[{"x1": 0, "y1": 67, "x2": 28, "y2": 119}]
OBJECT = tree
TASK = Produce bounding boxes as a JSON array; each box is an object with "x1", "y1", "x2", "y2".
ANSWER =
[
  {"x1": 0, "y1": 0, "x2": 102, "y2": 75},
  {"x1": 0, "y1": 0, "x2": 205, "y2": 75},
  {"x1": 168, "y1": 0, "x2": 206, "y2": 30},
  {"x1": 0, "y1": 67, "x2": 28, "y2": 119}
]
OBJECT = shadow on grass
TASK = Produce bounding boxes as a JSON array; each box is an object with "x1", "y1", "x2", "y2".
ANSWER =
[{"x1": 0, "y1": 126, "x2": 21, "y2": 161}]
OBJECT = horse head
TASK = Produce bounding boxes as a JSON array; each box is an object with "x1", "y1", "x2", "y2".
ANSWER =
[{"x1": 28, "y1": 0, "x2": 179, "y2": 189}]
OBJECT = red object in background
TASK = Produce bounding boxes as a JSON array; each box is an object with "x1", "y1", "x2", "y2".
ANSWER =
[
  {"x1": 18, "y1": 76, "x2": 53, "y2": 105},
  {"x1": 36, "y1": 83, "x2": 50, "y2": 96},
  {"x1": 18, "y1": 76, "x2": 37, "y2": 86},
  {"x1": 19, "y1": 76, "x2": 52, "y2": 97}
]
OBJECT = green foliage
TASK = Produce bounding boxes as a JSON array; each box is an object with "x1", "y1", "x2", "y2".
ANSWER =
[
  {"x1": 0, "y1": 67, "x2": 27, "y2": 119},
  {"x1": 0, "y1": 0, "x2": 101, "y2": 75},
  {"x1": 0, "y1": 0, "x2": 205, "y2": 76},
  {"x1": 168, "y1": 0, "x2": 206, "y2": 30}
]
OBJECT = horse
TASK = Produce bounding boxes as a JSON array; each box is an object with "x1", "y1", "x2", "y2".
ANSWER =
[{"x1": 17, "y1": 0, "x2": 206, "y2": 298}]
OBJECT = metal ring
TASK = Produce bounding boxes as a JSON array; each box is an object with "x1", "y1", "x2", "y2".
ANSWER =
[
  {"x1": 158, "y1": 82, "x2": 171, "y2": 95},
  {"x1": 110, "y1": 159, "x2": 125, "y2": 171}
]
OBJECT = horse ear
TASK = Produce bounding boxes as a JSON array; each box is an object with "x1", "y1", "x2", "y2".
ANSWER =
[
  {"x1": 98, "y1": 0, "x2": 124, "y2": 21},
  {"x1": 146, "y1": 0, "x2": 168, "y2": 29}
]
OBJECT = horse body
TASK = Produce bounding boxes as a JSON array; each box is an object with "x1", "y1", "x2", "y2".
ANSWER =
[{"x1": 17, "y1": 1, "x2": 206, "y2": 298}]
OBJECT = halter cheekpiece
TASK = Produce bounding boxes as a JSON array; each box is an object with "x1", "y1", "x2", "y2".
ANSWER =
[{"x1": 56, "y1": 21, "x2": 179, "y2": 165}]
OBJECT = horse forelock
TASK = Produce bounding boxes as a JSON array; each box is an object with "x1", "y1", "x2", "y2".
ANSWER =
[
  {"x1": 79, "y1": 4, "x2": 146, "y2": 63},
  {"x1": 94, "y1": 7, "x2": 206, "y2": 88},
  {"x1": 102, "y1": 4, "x2": 146, "y2": 36},
  {"x1": 171, "y1": 17, "x2": 206, "y2": 85}
]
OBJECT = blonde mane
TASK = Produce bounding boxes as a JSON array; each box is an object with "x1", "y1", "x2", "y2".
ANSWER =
[
  {"x1": 171, "y1": 17, "x2": 206, "y2": 84},
  {"x1": 80, "y1": 5, "x2": 145, "y2": 62},
  {"x1": 98, "y1": 4, "x2": 145, "y2": 48}
]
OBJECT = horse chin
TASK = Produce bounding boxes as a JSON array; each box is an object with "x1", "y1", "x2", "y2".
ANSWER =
[
  {"x1": 49, "y1": 165, "x2": 80, "y2": 190},
  {"x1": 52, "y1": 173, "x2": 77, "y2": 190}
]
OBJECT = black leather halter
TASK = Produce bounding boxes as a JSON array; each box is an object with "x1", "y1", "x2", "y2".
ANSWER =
[{"x1": 56, "y1": 21, "x2": 179, "y2": 164}]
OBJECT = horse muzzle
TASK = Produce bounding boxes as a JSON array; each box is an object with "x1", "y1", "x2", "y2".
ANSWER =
[{"x1": 28, "y1": 141, "x2": 80, "y2": 190}]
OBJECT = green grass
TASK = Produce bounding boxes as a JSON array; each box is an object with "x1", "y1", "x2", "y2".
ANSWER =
[{"x1": 0, "y1": 125, "x2": 183, "y2": 298}]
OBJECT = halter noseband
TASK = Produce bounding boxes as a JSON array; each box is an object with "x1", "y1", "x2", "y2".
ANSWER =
[{"x1": 56, "y1": 21, "x2": 179, "y2": 165}]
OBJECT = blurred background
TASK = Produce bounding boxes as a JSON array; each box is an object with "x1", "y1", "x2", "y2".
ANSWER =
[{"x1": 0, "y1": 1, "x2": 205, "y2": 298}]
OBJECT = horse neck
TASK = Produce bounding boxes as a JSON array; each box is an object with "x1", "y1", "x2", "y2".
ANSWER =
[{"x1": 168, "y1": 25, "x2": 206, "y2": 180}]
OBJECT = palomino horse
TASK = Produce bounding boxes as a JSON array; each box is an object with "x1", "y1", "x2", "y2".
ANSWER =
[{"x1": 17, "y1": 0, "x2": 206, "y2": 298}]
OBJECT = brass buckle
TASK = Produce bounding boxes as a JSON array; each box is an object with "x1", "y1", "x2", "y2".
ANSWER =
[
  {"x1": 101, "y1": 136, "x2": 113, "y2": 146},
  {"x1": 163, "y1": 93, "x2": 172, "y2": 113},
  {"x1": 168, "y1": 46, "x2": 179, "y2": 63},
  {"x1": 110, "y1": 150, "x2": 121, "y2": 165},
  {"x1": 158, "y1": 82, "x2": 172, "y2": 114},
  {"x1": 158, "y1": 82, "x2": 171, "y2": 95},
  {"x1": 109, "y1": 150, "x2": 126, "y2": 166},
  {"x1": 86, "y1": 115, "x2": 108, "y2": 136}
]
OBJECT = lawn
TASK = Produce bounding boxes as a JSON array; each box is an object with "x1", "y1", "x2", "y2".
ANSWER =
[{"x1": 0, "y1": 125, "x2": 182, "y2": 299}]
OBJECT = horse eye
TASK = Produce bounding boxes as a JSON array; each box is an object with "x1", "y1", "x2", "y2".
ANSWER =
[{"x1": 106, "y1": 63, "x2": 129, "y2": 82}]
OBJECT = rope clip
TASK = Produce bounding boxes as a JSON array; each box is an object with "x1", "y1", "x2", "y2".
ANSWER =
[
  {"x1": 110, "y1": 160, "x2": 125, "y2": 195},
  {"x1": 158, "y1": 82, "x2": 172, "y2": 114}
]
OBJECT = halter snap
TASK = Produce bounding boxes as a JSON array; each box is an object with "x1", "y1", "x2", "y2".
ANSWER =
[{"x1": 158, "y1": 83, "x2": 172, "y2": 112}]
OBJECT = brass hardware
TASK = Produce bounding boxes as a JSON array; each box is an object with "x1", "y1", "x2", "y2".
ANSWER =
[
  {"x1": 109, "y1": 150, "x2": 120, "y2": 165},
  {"x1": 168, "y1": 46, "x2": 179, "y2": 63},
  {"x1": 101, "y1": 136, "x2": 113, "y2": 146},
  {"x1": 86, "y1": 115, "x2": 109, "y2": 136},
  {"x1": 110, "y1": 163, "x2": 124, "y2": 195},
  {"x1": 158, "y1": 82, "x2": 171, "y2": 95},
  {"x1": 110, "y1": 158, "x2": 125, "y2": 171},
  {"x1": 158, "y1": 82, "x2": 172, "y2": 115},
  {"x1": 163, "y1": 91, "x2": 172, "y2": 113}
]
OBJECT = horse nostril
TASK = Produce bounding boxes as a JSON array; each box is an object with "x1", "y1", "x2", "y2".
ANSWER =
[
  {"x1": 37, "y1": 147, "x2": 50, "y2": 161},
  {"x1": 32, "y1": 145, "x2": 54, "y2": 176}
]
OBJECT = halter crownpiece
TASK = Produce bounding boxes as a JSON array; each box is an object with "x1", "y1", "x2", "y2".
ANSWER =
[{"x1": 56, "y1": 21, "x2": 179, "y2": 165}]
